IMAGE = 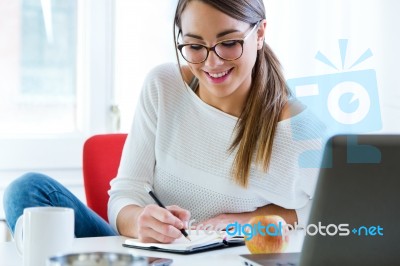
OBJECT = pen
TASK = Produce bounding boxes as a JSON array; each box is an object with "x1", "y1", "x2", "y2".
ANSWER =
[{"x1": 144, "y1": 184, "x2": 191, "y2": 241}]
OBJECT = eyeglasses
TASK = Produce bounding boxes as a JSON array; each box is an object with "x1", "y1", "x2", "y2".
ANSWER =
[{"x1": 177, "y1": 21, "x2": 261, "y2": 64}]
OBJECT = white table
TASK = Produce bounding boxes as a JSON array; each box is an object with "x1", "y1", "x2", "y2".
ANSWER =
[{"x1": 0, "y1": 232, "x2": 305, "y2": 266}]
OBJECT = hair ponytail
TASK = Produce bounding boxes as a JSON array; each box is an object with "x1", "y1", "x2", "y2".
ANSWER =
[{"x1": 230, "y1": 43, "x2": 290, "y2": 187}]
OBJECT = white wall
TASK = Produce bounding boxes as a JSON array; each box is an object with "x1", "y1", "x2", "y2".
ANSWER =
[
  {"x1": 114, "y1": 0, "x2": 400, "y2": 134},
  {"x1": 265, "y1": 0, "x2": 400, "y2": 133},
  {"x1": 0, "y1": 220, "x2": 11, "y2": 242}
]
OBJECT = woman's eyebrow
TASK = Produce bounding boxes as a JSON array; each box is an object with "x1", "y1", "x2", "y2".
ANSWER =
[
  {"x1": 183, "y1": 29, "x2": 241, "y2": 40},
  {"x1": 216, "y1": 29, "x2": 241, "y2": 38}
]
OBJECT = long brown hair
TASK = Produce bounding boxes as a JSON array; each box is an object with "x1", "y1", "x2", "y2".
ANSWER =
[{"x1": 174, "y1": 0, "x2": 291, "y2": 187}]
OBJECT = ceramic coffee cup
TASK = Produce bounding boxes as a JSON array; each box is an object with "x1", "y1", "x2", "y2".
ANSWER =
[{"x1": 14, "y1": 207, "x2": 75, "y2": 266}]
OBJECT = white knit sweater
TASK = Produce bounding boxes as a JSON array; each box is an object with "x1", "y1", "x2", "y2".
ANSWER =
[{"x1": 108, "y1": 63, "x2": 326, "y2": 232}]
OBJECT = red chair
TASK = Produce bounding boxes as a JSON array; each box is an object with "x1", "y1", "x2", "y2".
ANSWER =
[{"x1": 82, "y1": 134, "x2": 127, "y2": 222}]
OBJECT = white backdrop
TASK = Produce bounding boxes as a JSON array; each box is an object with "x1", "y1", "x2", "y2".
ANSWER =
[
  {"x1": 114, "y1": 0, "x2": 400, "y2": 133},
  {"x1": 265, "y1": 0, "x2": 400, "y2": 133}
]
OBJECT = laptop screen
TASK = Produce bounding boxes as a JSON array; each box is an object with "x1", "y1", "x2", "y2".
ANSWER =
[{"x1": 300, "y1": 134, "x2": 400, "y2": 266}]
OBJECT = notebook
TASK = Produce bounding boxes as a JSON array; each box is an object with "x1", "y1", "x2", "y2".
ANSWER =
[
  {"x1": 123, "y1": 230, "x2": 244, "y2": 254},
  {"x1": 241, "y1": 134, "x2": 400, "y2": 266}
]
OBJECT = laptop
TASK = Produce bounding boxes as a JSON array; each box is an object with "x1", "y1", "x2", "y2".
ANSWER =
[{"x1": 241, "y1": 134, "x2": 400, "y2": 266}]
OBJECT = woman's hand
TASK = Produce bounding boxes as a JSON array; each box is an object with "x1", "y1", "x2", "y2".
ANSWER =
[{"x1": 135, "y1": 204, "x2": 190, "y2": 243}]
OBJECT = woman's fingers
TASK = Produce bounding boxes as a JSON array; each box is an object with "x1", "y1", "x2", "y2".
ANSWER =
[
  {"x1": 136, "y1": 204, "x2": 190, "y2": 243},
  {"x1": 167, "y1": 205, "x2": 191, "y2": 226}
]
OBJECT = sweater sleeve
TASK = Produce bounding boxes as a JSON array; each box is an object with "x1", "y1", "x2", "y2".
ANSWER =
[{"x1": 107, "y1": 67, "x2": 160, "y2": 233}]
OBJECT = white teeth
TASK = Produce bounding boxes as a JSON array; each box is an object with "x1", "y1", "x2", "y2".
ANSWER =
[{"x1": 209, "y1": 70, "x2": 229, "y2": 78}]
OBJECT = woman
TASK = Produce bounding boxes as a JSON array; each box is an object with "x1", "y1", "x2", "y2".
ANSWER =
[
  {"x1": 109, "y1": 0, "x2": 325, "y2": 243},
  {"x1": 4, "y1": 0, "x2": 325, "y2": 243}
]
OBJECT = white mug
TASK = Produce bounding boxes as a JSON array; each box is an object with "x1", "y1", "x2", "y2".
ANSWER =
[{"x1": 14, "y1": 207, "x2": 75, "y2": 266}]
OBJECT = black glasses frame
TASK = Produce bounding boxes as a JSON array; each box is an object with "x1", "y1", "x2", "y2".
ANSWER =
[{"x1": 177, "y1": 20, "x2": 261, "y2": 64}]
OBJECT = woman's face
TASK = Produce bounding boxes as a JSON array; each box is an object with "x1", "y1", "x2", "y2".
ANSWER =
[{"x1": 180, "y1": 1, "x2": 265, "y2": 107}]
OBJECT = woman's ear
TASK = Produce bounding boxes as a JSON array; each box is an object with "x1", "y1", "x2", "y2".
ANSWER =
[{"x1": 257, "y1": 19, "x2": 267, "y2": 50}]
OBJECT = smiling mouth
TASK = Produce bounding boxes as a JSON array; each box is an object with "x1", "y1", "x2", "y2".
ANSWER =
[{"x1": 206, "y1": 68, "x2": 233, "y2": 79}]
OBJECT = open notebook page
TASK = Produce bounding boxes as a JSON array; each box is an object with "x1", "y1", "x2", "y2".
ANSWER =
[{"x1": 124, "y1": 230, "x2": 227, "y2": 251}]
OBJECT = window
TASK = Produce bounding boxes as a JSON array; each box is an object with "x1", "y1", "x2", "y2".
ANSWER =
[
  {"x1": 0, "y1": 0, "x2": 114, "y2": 174},
  {"x1": 0, "y1": 0, "x2": 77, "y2": 135}
]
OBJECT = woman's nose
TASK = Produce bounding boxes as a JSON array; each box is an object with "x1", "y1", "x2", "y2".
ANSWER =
[{"x1": 204, "y1": 50, "x2": 224, "y2": 67}]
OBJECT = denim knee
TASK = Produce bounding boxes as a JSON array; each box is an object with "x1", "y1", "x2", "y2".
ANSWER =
[
  {"x1": 3, "y1": 172, "x2": 55, "y2": 233},
  {"x1": 4, "y1": 172, "x2": 53, "y2": 202}
]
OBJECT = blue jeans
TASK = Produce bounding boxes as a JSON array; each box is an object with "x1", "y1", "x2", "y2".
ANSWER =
[{"x1": 3, "y1": 172, "x2": 118, "y2": 238}]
